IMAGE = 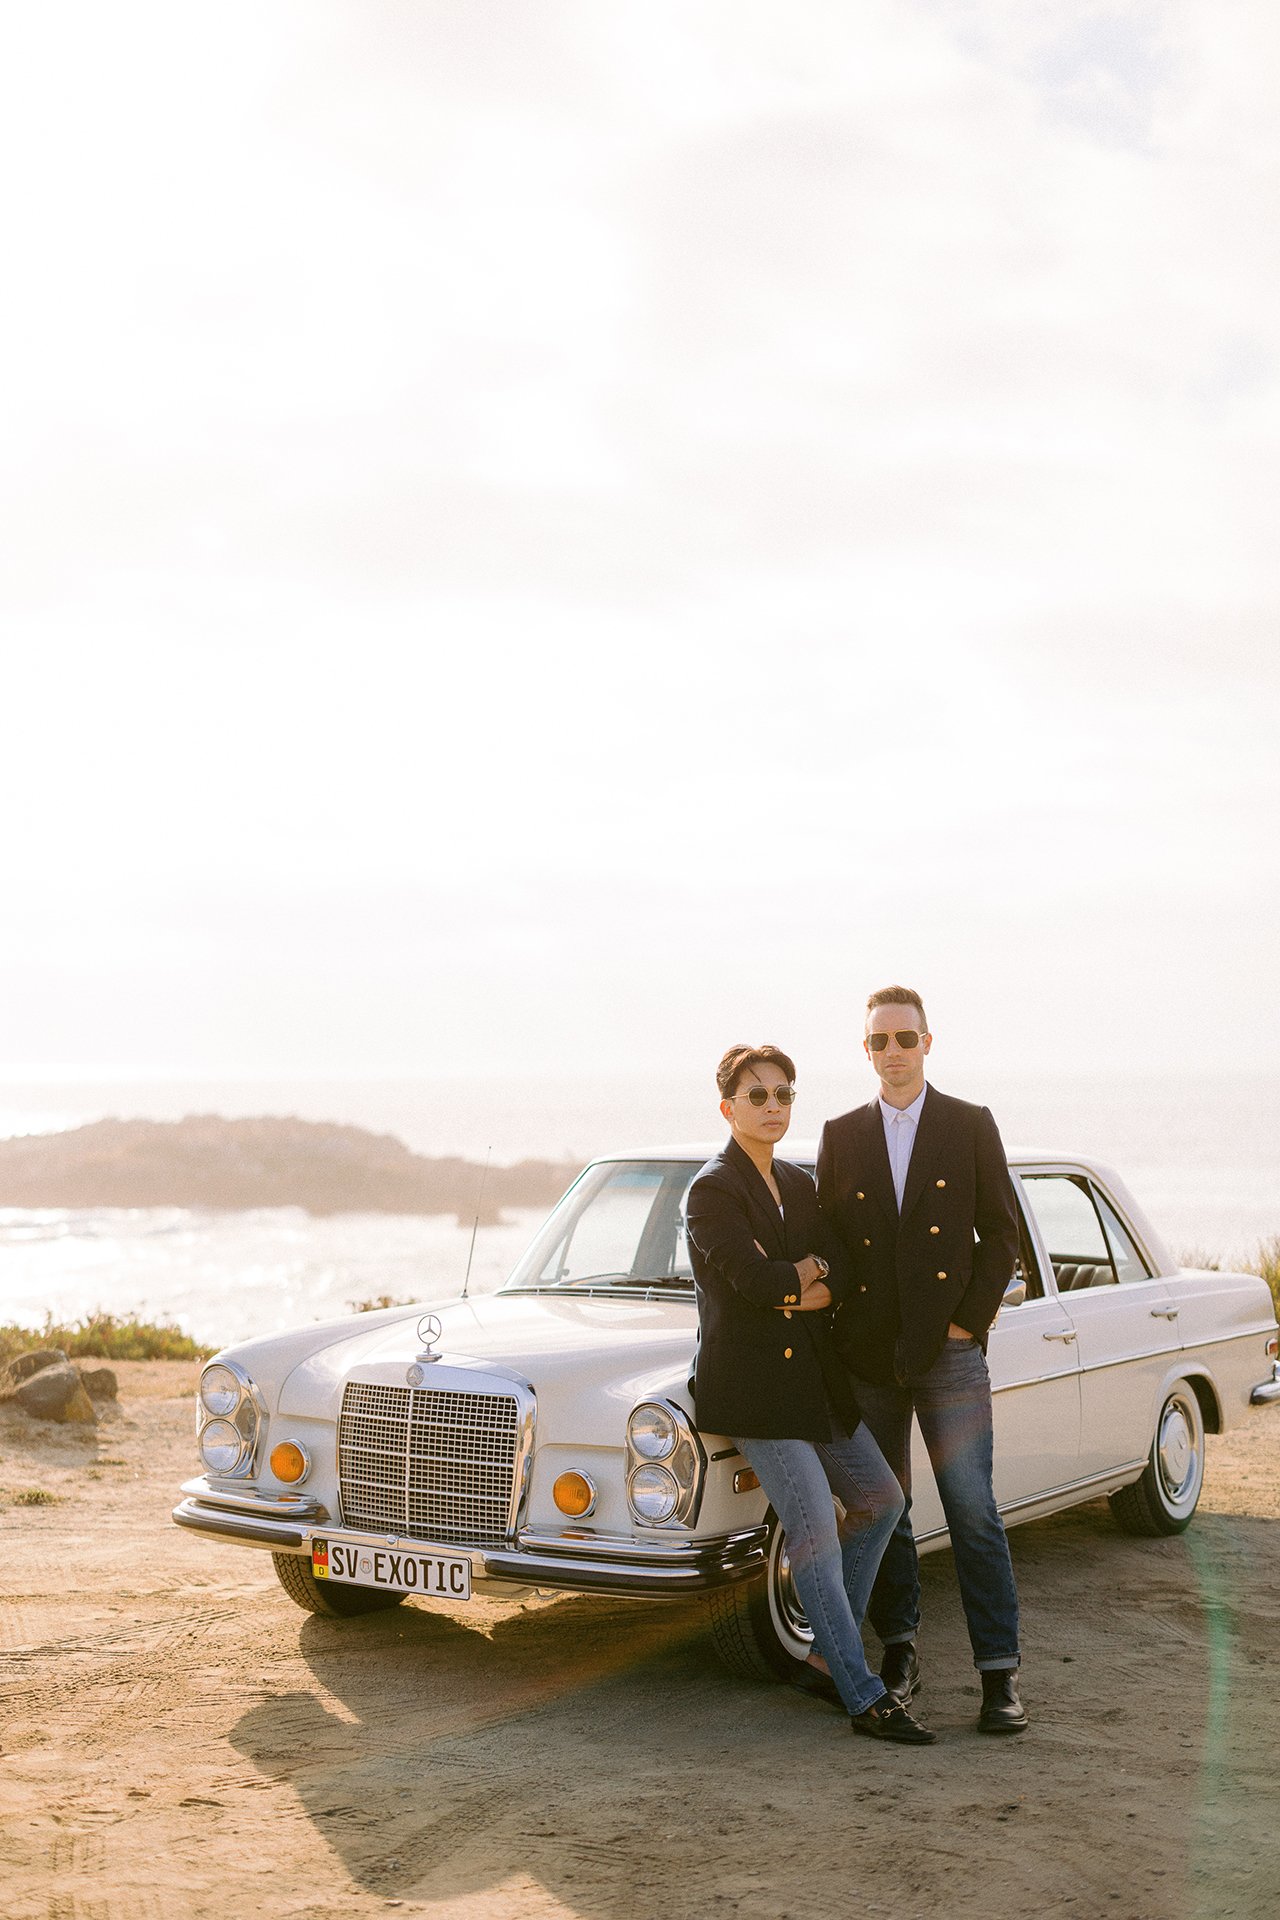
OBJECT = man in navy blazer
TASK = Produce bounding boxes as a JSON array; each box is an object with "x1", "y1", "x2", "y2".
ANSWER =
[{"x1": 816, "y1": 986, "x2": 1028, "y2": 1733}]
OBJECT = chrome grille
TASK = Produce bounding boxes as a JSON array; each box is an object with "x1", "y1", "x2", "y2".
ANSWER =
[{"x1": 338, "y1": 1381, "x2": 522, "y2": 1546}]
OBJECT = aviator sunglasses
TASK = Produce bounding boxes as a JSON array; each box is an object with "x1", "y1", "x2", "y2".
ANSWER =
[
  {"x1": 866, "y1": 1030, "x2": 926, "y2": 1052},
  {"x1": 730, "y1": 1083, "x2": 797, "y2": 1106}
]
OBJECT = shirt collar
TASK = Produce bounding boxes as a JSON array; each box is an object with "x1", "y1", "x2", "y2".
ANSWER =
[{"x1": 879, "y1": 1084, "x2": 927, "y2": 1128}]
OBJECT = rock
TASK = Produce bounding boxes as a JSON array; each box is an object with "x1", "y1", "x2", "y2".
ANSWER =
[
  {"x1": 0, "y1": 1348, "x2": 68, "y2": 1392},
  {"x1": 10, "y1": 1361, "x2": 97, "y2": 1424},
  {"x1": 77, "y1": 1365, "x2": 119, "y2": 1401}
]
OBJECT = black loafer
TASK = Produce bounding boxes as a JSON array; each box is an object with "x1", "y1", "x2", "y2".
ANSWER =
[
  {"x1": 850, "y1": 1694, "x2": 938, "y2": 1745},
  {"x1": 791, "y1": 1661, "x2": 843, "y2": 1708},
  {"x1": 978, "y1": 1668, "x2": 1028, "y2": 1734},
  {"x1": 879, "y1": 1641, "x2": 921, "y2": 1705}
]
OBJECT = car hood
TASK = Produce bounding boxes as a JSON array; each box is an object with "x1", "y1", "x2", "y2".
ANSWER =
[{"x1": 272, "y1": 1290, "x2": 700, "y2": 1441}]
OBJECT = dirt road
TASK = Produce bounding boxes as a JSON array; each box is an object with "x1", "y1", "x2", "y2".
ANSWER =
[{"x1": 2, "y1": 1362, "x2": 1277, "y2": 1920}]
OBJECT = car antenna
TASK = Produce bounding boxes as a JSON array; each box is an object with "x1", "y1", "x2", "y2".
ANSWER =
[{"x1": 461, "y1": 1148, "x2": 492, "y2": 1301}]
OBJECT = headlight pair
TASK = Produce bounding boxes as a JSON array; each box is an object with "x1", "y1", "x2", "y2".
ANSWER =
[
  {"x1": 196, "y1": 1361, "x2": 263, "y2": 1478},
  {"x1": 625, "y1": 1400, "x2": 705, "y2": 1528}
]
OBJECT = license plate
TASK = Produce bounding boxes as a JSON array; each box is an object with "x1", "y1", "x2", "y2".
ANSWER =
[{"x1": 311, "y1": 1538, "x2": 472, "y2": 1599}]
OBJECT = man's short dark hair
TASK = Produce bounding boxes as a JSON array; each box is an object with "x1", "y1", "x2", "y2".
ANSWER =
[
  {"x1": 865, "y1": 985, "x2": 928, "y2": 1031},
  {"x1": 716, "y1": 1043, "x2": 797, "y2": 1100}
]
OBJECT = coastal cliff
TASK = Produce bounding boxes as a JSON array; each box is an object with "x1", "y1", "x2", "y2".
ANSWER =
[{"x1": 0, "y1": 1116, "x2": 579, "y2": 1219}]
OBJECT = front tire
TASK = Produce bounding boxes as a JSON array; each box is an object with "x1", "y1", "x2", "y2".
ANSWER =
[
  {"x1": 705, "y1": 1514, "x2": 813, "y2": 1682},
  {"x1": 1108, "y1": 1382, "x2": 1205, "y2": 1536},
  {"x1": 272, "y1": 1551, "x2": 407, "y2": 1617}
]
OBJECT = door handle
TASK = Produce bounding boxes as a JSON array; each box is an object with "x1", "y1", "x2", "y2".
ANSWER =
[
  {"x1": 1149, "y1": 1306, "x2": 1180, "y2": 1320},
  {"x1": 1042, "y1": 1328, "x2": 1077, "y2": 1343}
]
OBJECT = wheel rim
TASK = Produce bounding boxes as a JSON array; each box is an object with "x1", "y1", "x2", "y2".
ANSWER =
[
  {"x1": 766, "y1": 1525, "x2": 814, "y2": 1660},
  {"x1": 1154, "y1": 1388, "x2": 1204, "y2": 1518}
]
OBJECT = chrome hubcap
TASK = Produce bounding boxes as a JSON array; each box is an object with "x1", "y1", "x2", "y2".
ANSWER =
[
  {"x1": 1157, "y1": 1397, "x2": 1200, "y2": 1502},
  {"x1": 770, "y1": 1536, "x2": 813, "y2": 1653}
]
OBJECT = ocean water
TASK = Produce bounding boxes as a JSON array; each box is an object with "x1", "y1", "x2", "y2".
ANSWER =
[{"x1": 0, "y1": 1069, "x2": 1275, "y2": 1350}]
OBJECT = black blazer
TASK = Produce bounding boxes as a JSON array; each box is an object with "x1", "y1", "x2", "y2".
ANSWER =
[
  {"x1": 684, "y1": 1137, "x2": 859, "y2": 1441},
  {"x1": 816, "y1": 1084, "x2": 1019, "y2": 1386}
]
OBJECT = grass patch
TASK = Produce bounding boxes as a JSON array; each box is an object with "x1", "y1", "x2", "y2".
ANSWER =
[
  {"x1": 8, "y1": 1488, "x2": 61, "y2": 1506},
  {"x1": 0, "y1": 1312, "x2": 214, "y2": 1364},
  {"x1": 1242, "y1": 1234, "x2": 1280, "y2": 1325}
]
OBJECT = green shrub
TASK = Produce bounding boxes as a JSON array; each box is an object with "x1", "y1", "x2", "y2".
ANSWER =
[
  {"x1": 347, "y1": 1294, "x2": 417, "y2": 1314},
  {"x1": 0, "y1": 1313, "x2": 214, "y2": 1364},
  {"x1": 8, "y1": 1488, "x2": 61, "y2": 1506}
]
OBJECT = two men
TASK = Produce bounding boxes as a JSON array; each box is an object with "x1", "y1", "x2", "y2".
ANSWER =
[{"x1": 817, "y1": 986, "x2": 1028, "y2": 1734}]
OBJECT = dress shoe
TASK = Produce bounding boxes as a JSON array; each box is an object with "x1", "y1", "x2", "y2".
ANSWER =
[
  {"x1": 791, "y1": 1660, "x2": 843, "y2": 1708},
  {"x1": 849, "y1": 1694, "x2": 938, "y2": 1745},
  {"x1": 978, "y1": 1668, "x2": 1028, "y2": 1734},
  {"x1": 879, "y1": 1641, "x2": 921, "y2": 1705}
]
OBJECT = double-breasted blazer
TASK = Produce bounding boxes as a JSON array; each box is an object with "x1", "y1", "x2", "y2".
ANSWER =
[
  {"x1": 684, "y1": 1137, "x2": 860, "y2": 1440},
  {"x1": 816, "y1": 1084, "x2": 1019, "y2": 1385}
]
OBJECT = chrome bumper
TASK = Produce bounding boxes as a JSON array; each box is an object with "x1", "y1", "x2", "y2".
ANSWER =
[
  {"x1": 172, "y1": 1479, "x2": 769, "y2": 1595},
  {"x1": 1251, "y1": 1361, "x2": 1280, "y2": 1405}
]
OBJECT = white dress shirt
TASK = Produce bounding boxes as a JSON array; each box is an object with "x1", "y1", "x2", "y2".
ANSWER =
[{"x1": 879, "y1": 1084, "x2": 927, "y2": 1213}]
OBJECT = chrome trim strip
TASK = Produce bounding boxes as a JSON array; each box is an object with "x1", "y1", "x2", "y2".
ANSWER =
[
  {"x1": 518, "y1": 1524, "x2": 769, "y2": 1564},
  {"x1": 178, "y1": 1475, "x2": 326, "y2": 1520},
  {"x1": 990, "y1": 1369, "x2": 1081, "y2": 1394},
  {"x1": 173, "y1": 1499, "x2": 304, "y2": 1549}
]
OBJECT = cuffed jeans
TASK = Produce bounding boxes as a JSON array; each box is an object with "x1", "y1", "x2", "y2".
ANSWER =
[
  {"x1": 854, "y1": 1336, "x2": 1020, "y2": 1671},
  {"x1": 734, "y1": 1425, "x2": 905, "y2": 1716}
]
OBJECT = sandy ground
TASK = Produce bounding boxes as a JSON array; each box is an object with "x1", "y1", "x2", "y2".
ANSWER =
[{"x1": 1, "y1": 1363, "x2": 1278, "y2": 1920}]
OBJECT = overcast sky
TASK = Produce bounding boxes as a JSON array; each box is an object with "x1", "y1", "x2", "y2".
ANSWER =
[{"x1": 2, "y1": 2, "x2": 1277, "y2": 1085}]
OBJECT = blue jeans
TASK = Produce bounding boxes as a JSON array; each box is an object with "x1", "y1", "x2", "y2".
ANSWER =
[
  {"x1": 734, "y1": 1425, "x2": 905, "y2": 1716},
  {"x1": 853, "y1": 1336, "x2": 1020, "y2": 1671}
]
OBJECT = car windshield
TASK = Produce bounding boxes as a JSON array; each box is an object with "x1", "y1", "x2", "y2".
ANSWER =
[{"x1": 503, "y1": 1160, "x2": 701, "y2": 1293}]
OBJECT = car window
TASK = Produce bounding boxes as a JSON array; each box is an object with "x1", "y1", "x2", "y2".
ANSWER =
[
  {"x1": 1000, "y1": 1195, "x2": 1045, "y2": 1306},
  {"x1": 505, "y1": 1161, "x2": 697, "y2": 1290},
  {"x1": 1018, "y1": 1173, "x2": 1117, "y2": 1292},
  {"x1": 1092, "y1": 1187, "x2": 1152, "y2": 1283}
]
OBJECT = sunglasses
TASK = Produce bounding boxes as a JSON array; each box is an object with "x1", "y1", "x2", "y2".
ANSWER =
[
  {"x1": 866, "y1": 1030, "x2": 926, "y2": 1052},
  {"x1": 730, "y1": 1084, "x2": 797, "y2": 1106}
]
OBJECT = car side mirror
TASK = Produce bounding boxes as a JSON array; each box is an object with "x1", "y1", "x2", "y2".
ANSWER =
[{"x1": 1002, "y1": 1273, "x2": 1028, "y2": 1310}]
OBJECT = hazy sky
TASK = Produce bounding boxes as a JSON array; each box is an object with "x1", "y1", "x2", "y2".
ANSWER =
[{"x1": 3, "y1": 2, "x2": 1277, "y2": 1083}]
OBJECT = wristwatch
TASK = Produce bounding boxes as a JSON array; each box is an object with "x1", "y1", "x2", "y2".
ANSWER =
[{"x1": 811, "y1": 1256, "x2": 830, "y2": 1281}]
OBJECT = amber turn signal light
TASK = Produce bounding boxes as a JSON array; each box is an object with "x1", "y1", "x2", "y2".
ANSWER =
[
  {"x1": 270, "y1": 1441, "x2": 310, "y2": 1484},
  {"x1": 552, "y1": 1471, "x2": 596, "y2": 1517},
  {"x1": 733, "y1": 1468, "x2": 760, "y2": 1494}
]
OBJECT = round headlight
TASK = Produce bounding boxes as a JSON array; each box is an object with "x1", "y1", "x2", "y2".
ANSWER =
[
  {"x1": 628, "y1": 1403, "x2": 678, "y2": 1460},
  {"x1": 200, "y1": 1364, "x2": 243, "y2": 1418},
  {"x1": 200, "y1": 1418, "x2": 246, "y2": 1474},
  {"x1": 629, "y1": 1464, "x2": 679, "y2": 1523}
]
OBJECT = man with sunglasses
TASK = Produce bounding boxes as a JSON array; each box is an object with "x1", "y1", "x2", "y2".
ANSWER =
[{"x1": 816, "y1": 987, "x2": 1027, "y2": 1734}]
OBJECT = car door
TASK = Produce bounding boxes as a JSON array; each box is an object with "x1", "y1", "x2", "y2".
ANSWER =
[
  {"x1": 987, "y1": 1184, "x2": 1081, "y2": 1511},
  {"x1": 1018, "y1": 1168, "x2": 1180, "y2": 1479}
]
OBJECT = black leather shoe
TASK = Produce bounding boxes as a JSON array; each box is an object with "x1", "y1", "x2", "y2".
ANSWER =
[
  {"x1": 850, "y1": 1694, "x2": 938, "y2": 1745},
  {"x1": 791, "y1": 1660, "x2": 843, "y2": 1708},
  {"x1": 978, "y1": 1668, "x2": 1028, "y2": 1734},
  {"x1": 879, "y1": 1641, "x2": 921, "y2": 1705}
]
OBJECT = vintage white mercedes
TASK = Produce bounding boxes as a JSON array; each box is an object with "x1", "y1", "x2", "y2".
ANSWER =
[{"x1": 174, "y1": 1145, "x2": 1280, "y2": 1679}]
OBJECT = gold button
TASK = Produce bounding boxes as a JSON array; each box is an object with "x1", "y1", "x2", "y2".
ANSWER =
[
  {"x1": 784, "y1": 1347, "x2": 793, "y2": 1359},
  {"x1": 856, "y1": 1191, "x2": 865, "y2": 1200},
  {"x1": 863, "y1": 1237, "x2": 871, "y2": 1247},
  {"x1": 930, "y1": 1226, "x2": 940, "y2": 1235},
  {"x1": 936, "y1": 1179, "x2": 946, "y2": 1189},
  {"x1": 859, "y1": 1284, "x2": 867, "y2": 1293},
  {"x1": 783, "y1": 1310, "x2": 792, "y2": 1319},
  {"x1": 937, "y1": 1271, "x2": 947, "y2": 1280}
]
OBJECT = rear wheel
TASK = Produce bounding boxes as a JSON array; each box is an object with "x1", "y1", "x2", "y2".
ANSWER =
[
  {"x1": 1108, "y1": 1382, "x2": 1205, "y2": 1536},
  {"x1": 705, "y1": 1515, "x2": 813, "y2": 1682},
  {"x1": 272, "y1": 1551, "x2": 407, "y2": 1617}
]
